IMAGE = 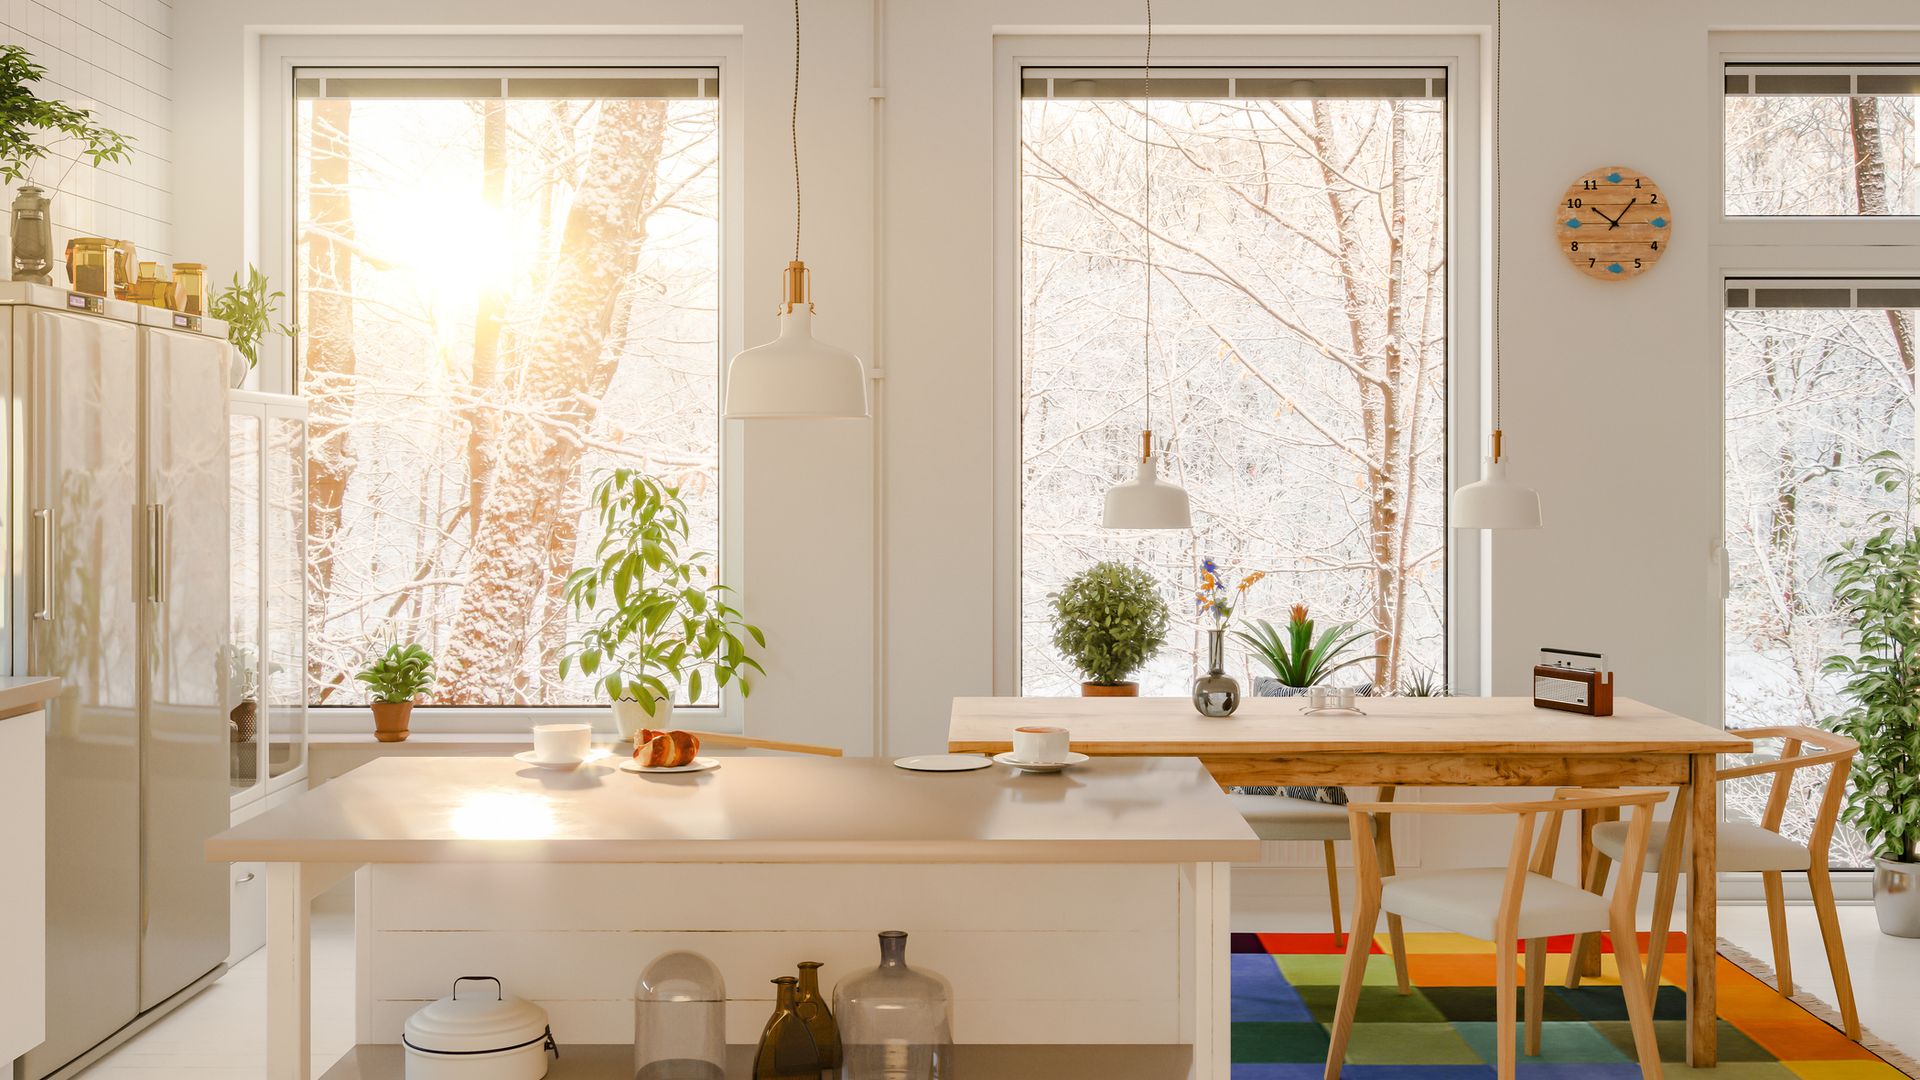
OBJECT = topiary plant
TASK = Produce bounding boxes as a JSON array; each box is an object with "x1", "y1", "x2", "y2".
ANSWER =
[{"x1": 1049, "y1": 560, "x2": 1169, "y2": 687}]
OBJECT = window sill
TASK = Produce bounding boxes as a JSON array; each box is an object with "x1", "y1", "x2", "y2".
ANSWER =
[{"x1": 308, "y1": 705, "x2": 737, "y2": 737}]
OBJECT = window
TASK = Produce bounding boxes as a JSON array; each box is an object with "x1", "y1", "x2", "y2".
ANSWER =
[
  {"x1": 1725, "y1": 65, "x2": 1920, "y2": 215},
  {"x1": 1018, "y1": 69, "x2": 1449, "y2": 696},
  {"x1": 293, "y1": 70, "x2": 722, "y2": 707},
  {"x1": 1722, "y1": 282, "x2": 1919, "y2": 867}
]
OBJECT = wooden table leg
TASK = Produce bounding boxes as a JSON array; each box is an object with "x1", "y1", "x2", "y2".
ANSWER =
[
  {"x1": 267, "y1": 862, "x2": 313, "y2": 1080},
  {"x1": 1686, "y1": 755, "x2": 1718, "y2": 1067},
  {"x1": 1374, "y1": 787, "x2": 1410, "y2": 995}
]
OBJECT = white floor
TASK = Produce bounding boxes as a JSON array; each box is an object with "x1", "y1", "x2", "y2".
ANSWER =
[{"x1": 76, "y1": 887, "x2": 1920, "y2": 1077}]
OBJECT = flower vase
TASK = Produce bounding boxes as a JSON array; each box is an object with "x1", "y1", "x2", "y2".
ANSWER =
[
  {"x1": 1191, "y1": 628, "x2": 1240, "y2": 717},
  {"x1": 611, "y1": 695, "x2": 674, "y2": 742}
]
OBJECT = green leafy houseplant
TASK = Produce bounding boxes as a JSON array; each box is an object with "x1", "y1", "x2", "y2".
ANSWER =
[
  {"x1": 0, "y1": 44, "x2": 133, "y2": 185},
  {"x1": 560, "y1": 469, "x2": 764, "y2": 726},
  {"x1": 1050, "y1": 560, "x2": 1169, "y2": 693},
  {"x1": 1821, "y1": 454, "x2": 1920, "y2": 869},
  {"x1": 209, "y1": 264, "x2": 297, "y2": 372},
  {"x1": 1236, "y1": 603, "x2": 1383, "y2": 688},
  {"x1": 357, "y1": 642, "x2": 434, "y2": 743}
]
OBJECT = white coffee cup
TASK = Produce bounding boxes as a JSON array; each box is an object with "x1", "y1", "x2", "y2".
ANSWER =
[
  {"x1": 1011, "y1": 725, "x2": 1071, "y2": 764},
  {"x1": 532, "y1": 723, "x2": 592, "y2": 763}
]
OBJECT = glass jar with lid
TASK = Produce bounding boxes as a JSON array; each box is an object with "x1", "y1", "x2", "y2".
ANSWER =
[
  {"x1": 172, "y1": 262, "x2": 209, "y2": 315},
  {"x1": 634, "y1": 950, "x2": 726, "y2": 1080}
]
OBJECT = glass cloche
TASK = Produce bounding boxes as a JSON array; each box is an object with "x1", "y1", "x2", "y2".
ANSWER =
[
  {"x1": 635, "y1": 951, "x2": 727, "y2": 1080},
  {"x1": 833, "y1": 931, "x2": 954, "y2": 1079}
]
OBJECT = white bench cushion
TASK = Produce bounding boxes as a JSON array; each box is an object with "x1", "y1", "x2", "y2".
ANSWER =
[
  {"x1": 1228, "y1": 793, "x2": 1352, "y2": 841},
  {"x1": 1591, "y1": 819, "x2": 1809, "y2": 873},
  {"x1": 1380, "y1": 868, "x2": 1613, "y2": 939}
]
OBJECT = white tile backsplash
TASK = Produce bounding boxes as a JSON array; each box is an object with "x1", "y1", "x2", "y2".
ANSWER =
[{"x1": 3, "y1": 0, "x2": 171, "y2": 281}]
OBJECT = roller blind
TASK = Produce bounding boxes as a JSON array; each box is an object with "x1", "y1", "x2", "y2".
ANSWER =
[
  {"x1": 293, "y1": 68, "x2": 719, "y2": 100},
  {"x1": 1021, "y1": 67, "x2": 1445, "y2": 100},
  {"x1": 1725, "y1": 279, "x2": 1920, "y2": 308},
  {"x1": 1725, "y1": 64, "x2": 1920, "y2": 96}
]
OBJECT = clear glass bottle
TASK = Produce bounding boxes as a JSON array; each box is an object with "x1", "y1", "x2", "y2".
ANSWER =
[
  {"x1": 10, "y1": 185, "x2": 52, "y2": 284},
  {"x1": 634, "y1": 951, "x2": 726, "y2": 1080},
  {"x1": 1191, "y1": 627, "x2": 1241, "y2": 716},
  {"x1": 793, "y1": 960, "x2": 841, "y2": 1069},
  {"x1": 834, "y1": 931, "x2": 953, "y2": 1080},
  {"x1": 754, "y1": 976, "x2": 822, "y2": 1080}
]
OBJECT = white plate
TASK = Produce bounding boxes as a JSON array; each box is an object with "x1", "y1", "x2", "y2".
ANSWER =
[
  {"x1": 893, "y1": 753, "x2": 994, "y2": 772},
  {"x1": 618, "y1": 756, "x2": 719, "y2": 774},
  {"x1": 513, "y1": 749, "x2": 609, "y2": 771},
  {"x1": 993, "y1": 751, "x2": 1090, "y2": 774}
]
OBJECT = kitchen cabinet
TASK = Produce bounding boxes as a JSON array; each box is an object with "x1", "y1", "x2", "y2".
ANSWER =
[{"x1": 0, "y1": 679, "x2": 61, "y2": 1070}]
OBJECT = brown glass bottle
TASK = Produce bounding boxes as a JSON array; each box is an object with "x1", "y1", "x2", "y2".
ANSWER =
[
  {"x1": 753, "y1": 976, "x2": 822, "y2": 1080},
  {"x1": 792, "y1": 961, "x2": 842, "y2": 1069}
]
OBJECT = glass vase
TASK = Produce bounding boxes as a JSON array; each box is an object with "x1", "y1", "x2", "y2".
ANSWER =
[
  {"x1": 634, "y1": 951, "x2": 726, "y2": 1080},
  {"x1": 834, "y1": 931, "x2": 953, "y2": 1080},
  {"x1": 754, "y1": 976, "x2": 823, "y2": 1079},
  {"x1": 1191, "y1": 628, "x2": 1241, "y2": 717},
  {"x1": 794, "y1": 960, "x2": 842, "y2": 1068}
]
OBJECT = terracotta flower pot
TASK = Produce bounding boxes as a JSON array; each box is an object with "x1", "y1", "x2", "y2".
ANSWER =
[
  {"x1": 371, "y1": 701, "x2": 414, "y2": 743},
  {"x1": 1081, "y1": 681, "x2": 1139, "y2": 697}
]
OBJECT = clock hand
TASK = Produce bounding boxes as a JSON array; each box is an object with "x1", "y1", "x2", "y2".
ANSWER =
[
  {"x1": 1607, "y1": 197, "x2": 1637, "y2": 229},
  {"x1": 1589, "y1": 206, "x2": 1617, "y2": 227}
]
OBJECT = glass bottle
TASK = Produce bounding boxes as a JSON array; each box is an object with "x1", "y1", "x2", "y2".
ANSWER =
[
  {"x1": 754, "y1": 976, "x2": 822, "y2": 1080},
  {"x1": 1191, "y1": 627, "x2": 1241, "y2": 717},
  {"x1": 10, "y1": 186, "x2": 52, "y2": 284},
  {"x1": 834, "y1": 931, "x2": 953, "y2": 1080},
  {"x1": 634, "y1": 951, "x2": 726, "y2": 1080},
  {"x1": 794, "y1": 961, "x2": 841, "y2": 1069}
]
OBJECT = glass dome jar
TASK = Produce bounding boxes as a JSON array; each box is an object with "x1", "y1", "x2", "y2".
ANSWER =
[
  {"x1": 833, "y1": 931, "x2": 953, "y2": 1080},
  {"x1": 634, "y1": 951, "x2": 726, "y2": 1080}
]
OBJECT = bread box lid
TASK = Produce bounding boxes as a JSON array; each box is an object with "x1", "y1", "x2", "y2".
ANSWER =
[{"x1": 403, "y1": 977, "x2": 551, "y2": 1054}]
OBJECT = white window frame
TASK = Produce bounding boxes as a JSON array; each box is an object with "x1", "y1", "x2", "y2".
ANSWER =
[
  {"x1": 990, "y1": 32, "x2": 1486, "y2": 696},
  {"x1": 1710, "y1": 31, "x2": 1920, "y2": 894},
  {"x1": 256, "y1": 33, "x2": 746, "y2": 734}
]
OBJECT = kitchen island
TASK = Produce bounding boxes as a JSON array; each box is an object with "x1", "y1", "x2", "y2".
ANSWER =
[{"x1": 206, "y1": 753, "x2": 1259, "y2": 1080}]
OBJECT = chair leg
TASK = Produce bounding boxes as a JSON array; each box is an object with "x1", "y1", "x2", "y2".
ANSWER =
[
  {"x1": 1565, "y1": 842, "x2": 1613, "y2": 989},
  {"x1": 1323, "y1": 892, "x2": 1382, "y2": 1080},
  {"x1": 1495, "y1": 931, "x2": 1519, "y2": 1080},
  {"x1": 1762, "y1": 870, "x2": 1793, "y2": 998},
  {"x1": 1643, "y1": 785, "x2": 1690, "y2": 998},
  {"x1": 1323, "y1": 839, "x2": 1344, "y2": 944},
  {"x1": 1523, "y1": 938, "x2": 1547, "y2": 1057},
  {"x1": 1807, "y1": 865, "x2": 1862, "y2": 1041},
  {"x1": 1611, "y1": 908, "x2": 1665, "y2": 1080}
]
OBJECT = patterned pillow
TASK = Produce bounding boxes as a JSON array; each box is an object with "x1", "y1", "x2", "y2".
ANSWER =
[{"x1": 1229, "y1": 679, "x2": 1357, "y2": 804}]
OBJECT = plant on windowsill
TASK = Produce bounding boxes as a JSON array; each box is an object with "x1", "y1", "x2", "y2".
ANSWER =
[
  {"x1": 357, "y1": 642, "x2": 435, "y2": 743},
  {"x1": 1236, "y1": 603, "x2": 1383, "y2": 692},
  {"x1": 1820, "y1": 451, "x2": 1920, "y2": 937},
  {"x1": 1050, "y1": 560, "x2": 1169, "y2": 697},
  {"x1": 209, "y1": 264, "x2": 297, "y2": 388},
  {"x1": 559, "y1": 469, "x2": 765, "y2": 742},
  {"x1": 2, "y1": 44, "x2": 133, "y2": 285}
]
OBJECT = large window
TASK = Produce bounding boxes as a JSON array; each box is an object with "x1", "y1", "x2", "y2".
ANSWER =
[
  {"x1": 1721, "y1": 61, "x2": 1920, "y2": 867},
  {"x1": 1018, "y1": 69, "x2": 1449, "y2": 696},
  {"x1": 293, "y1": 70, "x2": 721, "y2": 707}
]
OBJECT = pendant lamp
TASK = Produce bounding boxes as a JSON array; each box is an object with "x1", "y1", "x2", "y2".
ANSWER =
[
  {"x1": 723, "y1": 0, "x2": 869, "y2": 420},
  {"x1": 1102, "y1": 0, "x2": 1192, "y2": 530},
  {"x1": 1453, "y1": 0, "x2": 1541, "y2": 529}
]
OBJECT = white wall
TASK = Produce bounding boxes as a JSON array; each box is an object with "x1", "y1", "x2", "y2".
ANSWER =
[
  {"x1": 3, "y1": 0, "x2": 173, "y2": 271},
  {"x1": 165, "y1": 0, "x2": 1920, "y2": 787}
]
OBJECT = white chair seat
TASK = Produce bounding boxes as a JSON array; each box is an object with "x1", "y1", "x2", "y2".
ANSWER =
[
  {"x1": 1592, "y1": 818, "x2": 1808, "y2": 873},
  {"x1": 1380, "y1": 868, "x2": 1612, "y2": 940},
  {"x1": 1229, "y1": 793, "x2": 1352, "y2": 841}
]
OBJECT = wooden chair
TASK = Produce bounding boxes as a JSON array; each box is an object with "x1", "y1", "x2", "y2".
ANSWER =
[
  {"x1": 1229, "y1": 789, "x2": 1411, "y2": 989},
  {"x1": 678, "y1": 729, "x2": 843, "y2": 757},
  {"x1": 1565, "y1": 725, "x2": 1859, "y2": 1041},
  {"x1": 1325, "y1": 788, "x2": 1668, "y2": 1080}
]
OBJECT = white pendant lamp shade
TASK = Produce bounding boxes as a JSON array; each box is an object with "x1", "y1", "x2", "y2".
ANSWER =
[
  {"x1": 1453, "y1": 435, "x2": 1541, "y2": 530},
  {"x1": 723, "y1": 261, "x2": 868, "y2": 419},
  {"x1": 1103, "y1": 432, "x2": 1192, "y2": 529}
]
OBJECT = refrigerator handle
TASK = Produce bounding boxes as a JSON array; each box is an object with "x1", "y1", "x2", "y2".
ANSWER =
[
  {"x1": 147, "y1": 503, "x2": 167, "y2": 605},
  {"x1": 31, "y1": 508, "x2": 53, "y2": 621}
]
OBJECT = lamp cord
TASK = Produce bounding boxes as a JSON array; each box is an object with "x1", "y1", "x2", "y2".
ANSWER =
[
  {"x1": 1143, "y1": 0, "x2": 1153, "y2": 440},
  {"x1": 1492, "y1": 0, "x2": 1502, "y2": 434},
  {"x1": 793, "y1": 0, "x2": 803, "y2": 263}
]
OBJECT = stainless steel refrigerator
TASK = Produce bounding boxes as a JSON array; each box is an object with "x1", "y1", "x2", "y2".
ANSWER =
[{"x1": 4, "y1": 283, "x2": 231, "y2": 1080}]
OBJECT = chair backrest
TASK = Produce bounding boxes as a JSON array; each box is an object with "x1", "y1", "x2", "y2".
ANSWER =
[
  {"x1": 1716, "y1": 725, "x2": 1856, "y2": 858},
  {"x1": 678, "y1": 729, "x2": 843, "y2": 757},
  {"x1": 1345, "y1": 789, "x2": 1668, "y2": 943}
]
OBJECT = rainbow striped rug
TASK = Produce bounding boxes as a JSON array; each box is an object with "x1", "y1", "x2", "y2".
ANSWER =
[{"x1": 1231, "y1": 931, "x2": 1912, "y2": 1078}]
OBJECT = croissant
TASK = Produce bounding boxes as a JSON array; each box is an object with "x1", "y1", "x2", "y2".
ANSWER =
[{"x1": 635, "y1": 728, "x2": 700, "y2": 768}]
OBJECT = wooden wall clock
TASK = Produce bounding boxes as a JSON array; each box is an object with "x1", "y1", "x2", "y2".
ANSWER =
[{"x1": 1554, "y1": 165, "x2": 1671, "y2": 280}]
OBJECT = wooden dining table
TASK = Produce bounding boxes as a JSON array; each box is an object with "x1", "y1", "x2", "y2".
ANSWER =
[{"x1": 948, "y1": 694, "x2": 1753, "y2": 1068}]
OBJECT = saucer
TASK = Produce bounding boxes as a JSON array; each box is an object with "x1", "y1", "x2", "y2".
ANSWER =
[
  {"x1": 993, "y1": 751, "x2": 1089, "y2": 774},
  {"x1": 619, "y1": 756, "x2": 719, "y2": 774},
  {"x1": 513, "y1": 749, "x2": 600, "y2": 771},
  {"x1": 893, "y1": 753, "x2": 994, "y2": 772}
]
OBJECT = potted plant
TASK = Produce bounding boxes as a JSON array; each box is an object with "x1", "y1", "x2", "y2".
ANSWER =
[
  {"x1": 1821, "y1": 453, "x2": 1920, "y2": 936},
  {"x1": 2, "y1": 44, "x2": 132, "y2": 284},
  {"x1": 226, "y1": 643, "x2": 260, "y2": 743},
  {"x1": 209, "y1": 264, "x2": 296, "y2": 388},
  {"x1": 560, "y1": 469, "x2": 765, "y2": 740},
  {"x1": 1236, "y1": 603, "x2": 1383, "y2": 694},
  {"x1": 357, "y1": 643, "x2": 435, "y2": 743},
  {"x1": 1050, "y1": 560, "x2": 1169, "y2": 697}
]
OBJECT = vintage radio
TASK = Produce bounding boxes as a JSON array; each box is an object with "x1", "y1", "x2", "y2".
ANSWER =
[{"x1": 1532, "y1": 648, "x2": 1613, "y2": 716}]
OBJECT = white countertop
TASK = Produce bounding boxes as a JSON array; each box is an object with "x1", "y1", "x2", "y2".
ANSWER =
[
  {"x1": 0, "y1": 677, "x2": 60, "y2": 721},
  {"x1": 206, "y1": 754, "x2": 1259, "y2": 865}
]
